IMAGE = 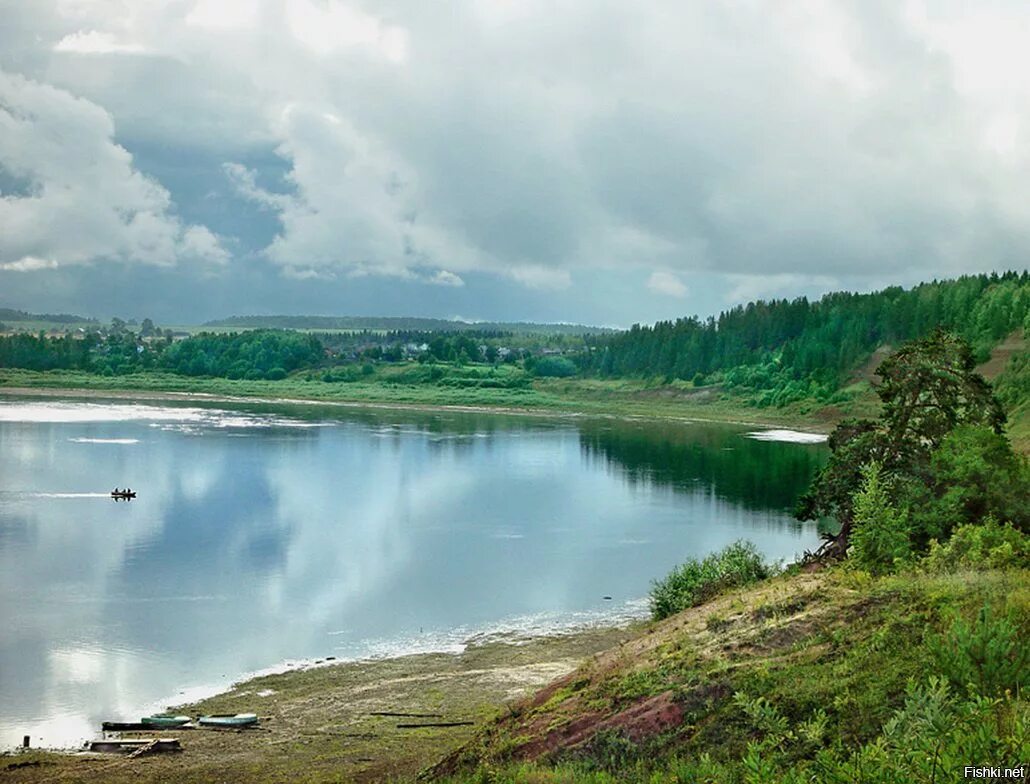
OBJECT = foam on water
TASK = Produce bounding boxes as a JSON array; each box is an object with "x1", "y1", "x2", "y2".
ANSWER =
[
  {"x1": 0, "y1": 401, "x2": 328, "y2": 430},
  {"x1": 744, "y1": 429, "x2": 828, "y2": 444},
  {"x1": 68, "y1": 437, "x2": 140, "y2": 444}
]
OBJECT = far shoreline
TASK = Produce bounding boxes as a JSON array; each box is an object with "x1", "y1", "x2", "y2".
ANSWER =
[{"x1": 0, "y1": 381, "x2": 836, "y2": 435}]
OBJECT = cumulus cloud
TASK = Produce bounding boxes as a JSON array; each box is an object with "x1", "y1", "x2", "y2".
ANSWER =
[
  {"x1": 0, "y1": 69, "x2": 227, "y2": 270},
  {"x1": 427, "y1": 270, "x2": 464, "y2": 287},
  {"x1": 2, "y1": 0, "x2": 1029, "y2": 319}
]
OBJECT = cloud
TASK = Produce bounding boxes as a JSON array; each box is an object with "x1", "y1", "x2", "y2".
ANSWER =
[
  {"x1": 53, "y1": 30, "x2": 149, "y2": 55},
  {"x1": 3, "y1": 1, "x2": 1030, "y2": 319},
  {"x1": 647, "y1": 271, "x2": 688, "y2": 298},
  {"x1": 0, "y1": 256, "x2": 59, "y2": 272},
  {"x1": 0, "y1": 70, "x2": 227, "y2": 270},
  {"x1": 426, "y1": 270, "x2": 464, "y2": 287}
]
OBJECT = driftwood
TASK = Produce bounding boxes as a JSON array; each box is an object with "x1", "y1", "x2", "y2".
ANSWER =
[
  {"x1": 88, "y1": 738, "x2": 181, "y2": 754},
  {"x1": 396, "y1": 721, "x2": 474, "y2": 729}
]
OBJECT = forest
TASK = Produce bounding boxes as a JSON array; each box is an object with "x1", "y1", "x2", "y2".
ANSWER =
[
  {"x1": 1, "y1": 273, "x2": 1027, "y2": 405},
  {"x1": 582, "y1": 272, "x2": 1029, "y2": 405}
]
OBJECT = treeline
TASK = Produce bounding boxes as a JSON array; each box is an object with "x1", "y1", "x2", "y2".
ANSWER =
[
  {"x1": 0, "y1": 332, "x2": 96, "y2": 371},
  {"x1": 0, "y1": 329, "x2": 324, "y2": 380},
  {"x1": 0, "y1": 307, "x2": 97, "y2": 324},
  {"x1": 204, "y1": 314, "x2": 611, "y2": 335},
  {"x1": 585, "y1": 272, "x2": 1030, "y2": 405}
]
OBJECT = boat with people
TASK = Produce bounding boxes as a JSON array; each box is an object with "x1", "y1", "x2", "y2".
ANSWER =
[{"x1": 110, "y1": 487, "x2": 136, "y2": 500}]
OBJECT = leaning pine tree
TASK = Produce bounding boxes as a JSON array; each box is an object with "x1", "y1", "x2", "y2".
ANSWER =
[{"x1": 795, "y1": 328, "x2": 1006, "y2": 559}]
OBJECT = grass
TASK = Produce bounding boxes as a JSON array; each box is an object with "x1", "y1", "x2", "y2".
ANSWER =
[
  {"x1": 432, "y1": 566, "x2": 1030, "y2": 782},
  {"x1": 4, "y1": 563, "x2": 1025, "y2": 782},
  {"x1": 0, "y1": 367, "x2": 853, "y2": 431}
]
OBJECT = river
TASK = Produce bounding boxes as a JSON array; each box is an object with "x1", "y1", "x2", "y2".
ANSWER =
[{"x1": 0, "y1": 396, "x2": 827, "y2": 748}]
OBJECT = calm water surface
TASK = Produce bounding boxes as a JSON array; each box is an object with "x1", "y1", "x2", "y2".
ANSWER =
[{"x1": 0, "y1": 397, "x2": 826, "y2": 748}]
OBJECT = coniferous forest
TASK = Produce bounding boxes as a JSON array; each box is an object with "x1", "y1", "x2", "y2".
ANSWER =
[{"x1": 582, "y1": 272, "x2": 1029, "y2": 405}]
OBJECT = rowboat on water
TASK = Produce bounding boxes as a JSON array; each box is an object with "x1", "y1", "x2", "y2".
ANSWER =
[
  {"x1": 141, "y1": 714, "x2": 191, "y2": 728},
  {"x1": 197, "y1": 712, "x2": 259, "y2": 727},
  {"x1": 111, "y1": 490, "x2": 136, "y2": 500}
]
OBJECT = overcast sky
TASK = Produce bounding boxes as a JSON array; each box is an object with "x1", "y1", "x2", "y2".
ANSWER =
[{"x1": 1, "y1": 1, "x2": 1028, "y2": 325}]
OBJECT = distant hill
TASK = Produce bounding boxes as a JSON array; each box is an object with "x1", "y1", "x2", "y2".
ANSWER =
[
  {"x1": 202, "y1": 315, "x2": 613, "y2": 335},
  {"x1": 584, "y1": 271, "x2": 1030, "y2": 407},
  {"x1": 0, "y1": 308, "x2": 97, "y2": 325}
]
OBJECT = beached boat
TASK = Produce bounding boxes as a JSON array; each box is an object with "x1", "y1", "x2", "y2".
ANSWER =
[
  {"x1": 197, "y1": 712, "x2": 259, "y2": 727},
  {"x1": 141, "y1": 714, "x2": 191, "y2": 728}
]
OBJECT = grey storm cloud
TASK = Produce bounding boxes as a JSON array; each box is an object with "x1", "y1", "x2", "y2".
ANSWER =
[{"x1": 0, "y1": 0, "x2": 1027, "y2": 322}]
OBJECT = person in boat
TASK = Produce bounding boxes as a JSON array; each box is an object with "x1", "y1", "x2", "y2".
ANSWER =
[{"x1": 113, "y1": 488, "x2": 120, "y2": 494}]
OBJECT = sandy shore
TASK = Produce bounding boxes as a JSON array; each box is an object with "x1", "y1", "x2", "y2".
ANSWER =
[{"x1": 1, "y1": 625, "x2": 638, "y2": 784}]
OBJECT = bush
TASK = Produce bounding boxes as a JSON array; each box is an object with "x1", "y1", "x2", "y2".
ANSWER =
[
  {"x1": 928, "y1": 605, "x2": 1028, "y2": 698},
  {"x1": 922, "y1": 518, "x2": 1030, "y2": 573},
  {"x1": 907, "y1": 425, "x2": 1030, "y2": 543},
  {"x1": 849, "y1": 462, "x2": 911, "y2": 575},
  {"x1": 532, "y1": 356, "x2": 578, "y2": 378},
  {"x1": 650, "y1": 540, "x2": 770, "y2": 620}
]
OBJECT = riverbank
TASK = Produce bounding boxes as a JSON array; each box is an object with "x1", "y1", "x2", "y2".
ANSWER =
[
  {"x1": 0, "y1": 625, "x2": 638, "y2": 783},
  {"x1": 7, "y1": 567, "x2": 1025, "y2": 783},
  {"x1": 0, "y1": 369, "x2": 853, "y2": 432}
]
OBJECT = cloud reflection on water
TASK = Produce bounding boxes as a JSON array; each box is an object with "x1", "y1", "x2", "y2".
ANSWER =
[{"x1": 0, "y1": 400, "x2": 825, "y2": 748}]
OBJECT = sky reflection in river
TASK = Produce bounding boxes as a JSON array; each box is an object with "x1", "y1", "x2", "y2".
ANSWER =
[{"x1": 0, "y1": 398, "x2": 825, "y2": 748}]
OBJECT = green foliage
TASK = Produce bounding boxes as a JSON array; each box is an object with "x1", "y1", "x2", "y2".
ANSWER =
[
  {"x1": 877, "y1": 329, "x2": 1006, "y2": 459},
  {"x1": 585, "y1": 272, "x2": 1030, "y2": 405},
  {"x1": 530, "y1": 356, "x2": 579, "y2": 378},
  {"x1": 923, "y1": 519, "x2": 1030, "y2": 573},
  {"x1": 996, "y1": 348, "x2": 1030, "y2": 411},
  {"x1": 928, "y1": 605, "x2": 1028, "y2": 698},
  {"x1": 649, "y1": 540, "x2": 770, "y2": 620},
  {"x1": 906, "y1": 426, "x2": 1030, "y2": 543},
  {"x1": 797, "y1": 330, "x2": 1017, "y2": 560},
  {"x1": 162, "y1": 330, "x2": 323, "y2": 379},
  {"x1": 849, "y1": 463, "x2": 911, "y2": 575}
]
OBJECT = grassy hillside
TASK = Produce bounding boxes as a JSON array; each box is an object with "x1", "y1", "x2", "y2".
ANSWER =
[{"x1": 432, "y1": 567, "x2": 1029, "y2": 782}]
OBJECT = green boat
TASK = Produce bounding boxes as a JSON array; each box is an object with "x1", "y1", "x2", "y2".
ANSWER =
[
  {"x1": 141, "y1": 714, "x2": 191, "y2": 728},
  {"x1": 197, "y1": 712, "x2": 258, "y2": 727}
]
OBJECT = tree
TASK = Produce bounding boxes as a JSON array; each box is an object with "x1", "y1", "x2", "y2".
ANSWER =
[
  {"x1": 876, "y1": 328, "x2": 1005, "y2": 466},
  {"x1": 849, "y1": 462, "x2": 911, "y2": 574},
  {"x1": 797, "y1": 330, "x2": 1007, "y2": 559}
]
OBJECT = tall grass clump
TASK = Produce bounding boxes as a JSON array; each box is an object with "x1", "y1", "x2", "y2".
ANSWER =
[{"x1": 650, "y1": 540, "x2": 771, "y2": 620}]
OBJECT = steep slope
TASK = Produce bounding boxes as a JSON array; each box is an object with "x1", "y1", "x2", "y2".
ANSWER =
[{"x1": 430, "y1": 568, "x2": 1028, "y2": 781}]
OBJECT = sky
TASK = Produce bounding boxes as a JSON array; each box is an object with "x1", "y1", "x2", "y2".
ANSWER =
[{"x1": 1, "y1": 1, "x2": 1029, "y2": 326}]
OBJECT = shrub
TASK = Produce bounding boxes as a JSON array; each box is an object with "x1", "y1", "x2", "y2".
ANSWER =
[
  {"x1": 928, "y1": 605, "x2": 1028, "y2": 698},
  {"x1": 922, "y1": 518, "x2": 1030, "y2": 573},
  {"x1": 907, "y1": 425, "x2": 1030, "y2": 543},
  {"x1": 532, "y1": 356, "x2": 578, "y2": 378},
  {"x1": 650, "y1": 540, "x2": 770, "y2": 620},
  {"x1": 849, "y1": 462, "x2": 911, "y2": 575}
]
